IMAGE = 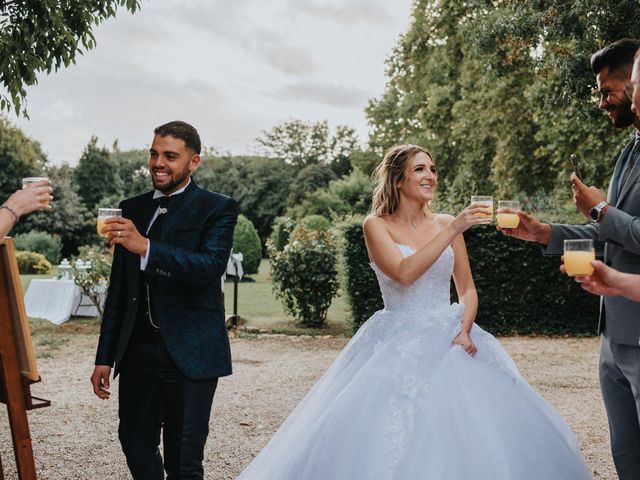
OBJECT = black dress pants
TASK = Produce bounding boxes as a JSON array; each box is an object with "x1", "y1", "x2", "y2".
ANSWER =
[{"x1": 118, "y1": 332, "x2": 218, "y2": 480}]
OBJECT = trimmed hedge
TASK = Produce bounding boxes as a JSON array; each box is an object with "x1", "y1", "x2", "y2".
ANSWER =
[
  {"x1": 340, "y1": 218, "x2": 599, "y2": 336},
  {"x1": 340, "y1": 217, "x2": 383, "y2": 332},
  {"x1": 463, "y1": 224, "x2": 598, "y2": 335},
  {"x1": 232, "y1": 214, "x2": 262, "y2": 275}
]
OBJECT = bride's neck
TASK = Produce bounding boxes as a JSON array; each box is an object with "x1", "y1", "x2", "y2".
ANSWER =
[{"x1": 393, "y1": 203, "x2": 430, "y2": 223}]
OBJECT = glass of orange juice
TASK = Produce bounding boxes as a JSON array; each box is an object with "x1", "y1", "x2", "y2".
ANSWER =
[
  {"x1": 22, "y1": 177, "x2": 51, "y2": 206},
  {"x1": 563, "y1": 239, "x2": 595, "y2": 276},
  {"x1": 496, "y1": 200, "x2": 520, "y2": 228},
  {"x1": 97, "y1": 208, "x2": 122, "y2": 238},
  {"x1": 471, "y1": 195, "x2": 493, "y2": 222}
]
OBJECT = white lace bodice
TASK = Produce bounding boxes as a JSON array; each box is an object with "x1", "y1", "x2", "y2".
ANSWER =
[{"x1": 371, "y1": 244, "x2": 454, "y2": 312}]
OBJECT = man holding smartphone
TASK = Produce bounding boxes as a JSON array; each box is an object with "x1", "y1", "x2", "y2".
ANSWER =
[{"x1": 501, "y1": 39, "x2": 640, "y2": 480}]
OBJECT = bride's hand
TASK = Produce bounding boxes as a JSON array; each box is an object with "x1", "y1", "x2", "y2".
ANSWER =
[
  {"x1": 452, "y1": 331, "x2": 477, "y2": 357},
  {"x1": 451, "y1": 203, "x2": 493, "y2": 233}
]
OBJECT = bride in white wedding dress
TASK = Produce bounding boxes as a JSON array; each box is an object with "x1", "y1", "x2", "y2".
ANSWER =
[{"x1": 237, "y1": 145, "x2": 591, "y2": 479}]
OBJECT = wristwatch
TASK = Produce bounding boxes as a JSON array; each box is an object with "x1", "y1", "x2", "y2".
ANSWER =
[{"x1": 589, "y1": 201, "x2": 609, "y2": 222}]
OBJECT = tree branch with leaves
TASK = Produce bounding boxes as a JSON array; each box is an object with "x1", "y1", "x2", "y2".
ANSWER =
[{"x1": 0, "y1": 0, "x2": 141, "y2": 116}]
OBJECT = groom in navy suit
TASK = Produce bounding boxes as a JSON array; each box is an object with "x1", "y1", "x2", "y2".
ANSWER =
[{"x1": 90, "y1": 121, "x2": 238, "y2": 479}]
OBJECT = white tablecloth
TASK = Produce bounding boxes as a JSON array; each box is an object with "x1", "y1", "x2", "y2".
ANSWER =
[{"x1": 24, "y1": 279, "x2": 99, "y2": 324}]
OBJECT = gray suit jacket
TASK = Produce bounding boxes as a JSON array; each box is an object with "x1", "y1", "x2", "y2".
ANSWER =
[{"x1": 545, "y1": 137, "x2": 640, "y2": 346}]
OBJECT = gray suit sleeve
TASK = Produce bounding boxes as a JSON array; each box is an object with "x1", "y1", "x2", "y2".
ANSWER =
[
  {"x1": 599, "y1": 206, "x2": 640, "y2": 256},
  {"x1": 543, "y1": 222, "x2": 604, "y2": 256}
]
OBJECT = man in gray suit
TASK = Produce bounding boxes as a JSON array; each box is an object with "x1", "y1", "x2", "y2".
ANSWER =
[{"x1": 502, "y1": 39, "x2": 640, "y2": 479}]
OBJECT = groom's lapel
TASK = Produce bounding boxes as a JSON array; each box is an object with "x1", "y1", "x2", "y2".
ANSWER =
[{"x1": 131, "y1": 192, "x2": 158, "y2": 235}]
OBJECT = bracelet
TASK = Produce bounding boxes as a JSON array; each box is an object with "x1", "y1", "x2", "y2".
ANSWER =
[{"x1": 0, "y1": 205, "x2": 19, "y2": 223}]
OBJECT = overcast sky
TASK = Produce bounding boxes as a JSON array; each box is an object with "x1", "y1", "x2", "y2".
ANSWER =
[{"x1": 6, "y1": 0, "x2": 413, "y2": 166}]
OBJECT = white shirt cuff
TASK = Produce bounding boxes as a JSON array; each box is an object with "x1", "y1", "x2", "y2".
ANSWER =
[{"x1": 140, "y1": 239, "x2": 150, "y2": 270}]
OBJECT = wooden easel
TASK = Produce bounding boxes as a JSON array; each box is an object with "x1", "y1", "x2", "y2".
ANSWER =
[{"x1": 0, "y1": 239, "x2": 50, "y2": 479}]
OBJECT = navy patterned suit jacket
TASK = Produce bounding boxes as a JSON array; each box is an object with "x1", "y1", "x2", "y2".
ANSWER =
[{"x1": 95, "y1": 180, "x2": 238, "y2": 380}]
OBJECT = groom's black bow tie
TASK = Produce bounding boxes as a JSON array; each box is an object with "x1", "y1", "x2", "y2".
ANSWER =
[{"x1": 155, "y1": 196, "x2": 170, "y2": 214}]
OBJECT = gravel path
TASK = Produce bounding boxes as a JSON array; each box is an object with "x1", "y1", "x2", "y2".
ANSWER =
[{"x1": 0, "y1": 334, "x2": 615, "y2": 479}]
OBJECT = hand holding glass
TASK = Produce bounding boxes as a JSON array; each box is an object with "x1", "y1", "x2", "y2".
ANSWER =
[
  {"x1": 563, "y1": 239, "x2": 595, "y2": 276},
  {"x1": 496, "y1": 200, "x2": 520, "y2": 229},
  {"x1": 97, "y1": 208, "x2": 122, "y2": 238},
  {"x1": 470, "y1": 196, "x2": 493, "y2": 222},
  {"x1": 22, "y1": 177, "x2": 51, "y2": 206}
]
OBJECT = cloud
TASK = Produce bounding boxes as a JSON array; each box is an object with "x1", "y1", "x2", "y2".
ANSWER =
[
  {"x1": 8, "y1": 0, "x2": 413, "y2": 165},
  {"x1": 165, "y1": 1, "x2": 320, "y2": 75},
  {"x1": 289, "y1": 0, "x2": 393, "y2": 26},
  {"x1": 272, "y1": 81, "x2": 371, "y2": 108}
]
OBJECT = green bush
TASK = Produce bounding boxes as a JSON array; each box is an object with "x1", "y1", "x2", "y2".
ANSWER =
[
  {"x1": 14, "y1": 230, "x2": 62, "y2": 264},
  {"x1": 340, "y1": 217, "x2": 599, "y2": 336},
  {"x1": 301, "y1": 215, "x2": 331, "y2": 231},
  {"x1": 16, "y1": 250, "x2": 52, "y2": 274},
  {"x1": 232, "y1": 214, "x2": 262, "y2": 275},
  {"x1": 269, "y1": 226, "x2": 340, "y2": 327},
  {"x1": 269, "y1": 216, "x2": 297, "y2": 252}
]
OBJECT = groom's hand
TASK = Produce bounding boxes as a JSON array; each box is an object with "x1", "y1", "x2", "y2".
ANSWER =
[
  {"x1": 497, "y1": 211, "x2": 551, "y2": 245},
  {"x1": 104, "y1": 217, "x2": 148, "y2": 256},
  {"x1": 91, "y1": 365, "x2": 112, "y2": 400}
]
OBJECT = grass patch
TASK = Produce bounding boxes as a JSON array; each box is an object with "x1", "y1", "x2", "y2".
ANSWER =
[
  {"x1": 29, "y1": 317, "x2": 100, "y2": 359},
  {"x1": 225, "y1": 259, "x2": 350, "y2": 336},
  {"x1": 19, "y1": 265, "x2": 59, "y2": 294}
]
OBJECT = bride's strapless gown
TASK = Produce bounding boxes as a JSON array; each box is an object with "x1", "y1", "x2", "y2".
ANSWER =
[{"x1": 237, "y1": 244, "x2": 591, "y2": 479}]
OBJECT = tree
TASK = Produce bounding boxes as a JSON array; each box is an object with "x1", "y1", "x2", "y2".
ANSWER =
[
  {"x1": 74, "y1": 136, "x2": 124, "y2": 211},
  {"x1": 111, "y1": 144, "x2": 150, "y2": 198},
  {"x1": 255, "y1": 119, "x2": 359, "y2": 171},
  {"x1": 18, "y1": 163, "x2": 95, "y2": 257},
  {"x1": 287, "y1": 164, "x2": 337, "y2": 208},
  {"x1": 289, "y1": 168, "x2": 374, "y2": 219},
  {"x1": 0, "y1": 116, "x2": 47, "y2": 201},
  {"x1": 0, "y1": 0, "x2": 141, "y2": 116},
  {"x1": 365, "y1": 0, "x2": 640, "y2": 208},
  {"x1": 196, "y1": 155, "x2": 295, "y2": 243}
]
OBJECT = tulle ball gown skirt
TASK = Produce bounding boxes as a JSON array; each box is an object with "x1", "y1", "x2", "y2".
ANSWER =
[{"x1": 236, "y1": 304, "x2": 590, "y2": 480}]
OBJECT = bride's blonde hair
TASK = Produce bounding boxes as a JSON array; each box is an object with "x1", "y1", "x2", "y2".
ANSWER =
[{"x1": 370, "y1": 144, "x2": 433, "y2": 215}]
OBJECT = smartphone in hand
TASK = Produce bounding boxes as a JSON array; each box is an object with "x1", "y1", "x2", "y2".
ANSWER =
[{"x1": 570, "y1": 154, "x2": 581, "y2": 180}]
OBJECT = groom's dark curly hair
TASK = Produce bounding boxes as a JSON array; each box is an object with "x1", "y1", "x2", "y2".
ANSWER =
[{"x1": 154, "y1": 120, "x2": 201, "y2": 155}]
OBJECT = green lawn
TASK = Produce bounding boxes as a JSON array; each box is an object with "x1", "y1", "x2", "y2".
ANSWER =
[
  {"x1": 22, "y1": 260, "x2": 352, "y2": 337},
  {"x1": 20, "y1": 265, "x2": 59, "y2": 294},
  {"x1": 224, "y1": 259, "x2": 350, "y2": 336}
]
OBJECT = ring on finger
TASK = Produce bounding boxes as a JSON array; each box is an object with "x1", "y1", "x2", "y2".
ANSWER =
[{"x1": 117, "y1": 230, "x2": 122, "y2": 237}]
